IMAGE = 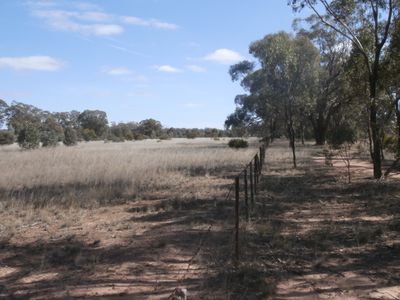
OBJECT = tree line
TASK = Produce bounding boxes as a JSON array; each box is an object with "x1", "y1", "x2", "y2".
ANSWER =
[
  {"x1": 0, "y1": 100, "x2": 228, "y2": 149},
  {"x1": 225, "y1": 0, "x2": 399, "y2": 178}
]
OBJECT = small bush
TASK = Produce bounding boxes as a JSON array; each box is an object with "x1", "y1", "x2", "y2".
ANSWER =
[
  {"x1": 228, "y1": 138, "x2": 248, "y2": 148},
  {"x1": 0, "y1": 130, "x2": 14, "y2": 145},
  {"x1": 109, "y1": 135, "x2": 125, "y2": 143},
  {"x1": 63, "y1": 127, "x2": 77, "y2": 146},
  {"x1": 327, "y1": 124, "x2": 356, "y2": 148},
  {"x1": 17, "y1": 126, "x2": 40, "y2": 149},
  {"x1": 41, "y1": 130, "x2": 59, "y2": 147},
  {"x1": 81, "y1": 128, "x2": 97, "y2": 141}
]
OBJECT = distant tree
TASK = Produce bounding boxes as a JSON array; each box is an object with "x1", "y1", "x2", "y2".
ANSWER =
[
  {"x1": 5, "y1": 102, "x2": 43, "y2": 135},
  {"x1": 17, "y1": 125, "x2": 40, "y2": 149},
  {"x1": 54, "y1": 111, "x2": 80, "y2": 129},
  {"x1": 40, "y1": 117, "x2": 64, "y2": 147},
  {"x1": 137, "y1": 119, "x2": 162, "y2": 138},
  {"x1": 81, "y1": 128, "x2": 97, "y2": 141},
  {"x1": 0, "y1": 130, "x2": 14, "y2": 145},
  {"x1": 63, "y1": 127, "x2": 78, "y2": 146},
  {"x1": 78, "y1": 110, "x2": 108, "y2": 138}
]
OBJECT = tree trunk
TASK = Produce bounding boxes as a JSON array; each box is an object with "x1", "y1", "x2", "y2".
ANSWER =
[
  {"x1": 311, "y1": 115, "x2": 327, "y2": 146},
  {"x1": 396, "y1": 100, "x2": 400, "y2": 158},
  {"x1": 288, "y1": 123, "x2": 297, "y2": 168},
  {"x1": 370, "y1": 95, "x2": 382, "y2": 179}
]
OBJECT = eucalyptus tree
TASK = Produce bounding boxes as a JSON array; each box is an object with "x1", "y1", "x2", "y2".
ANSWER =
[
  {"x1": 297, "y1": 22, "x2": 352, "y2": 145},
  {"x1": 290, "y1": 0, "x2": 399, "y2": 178},
  {"x1": 228, "y1": 32, "x2": 319, "y2": 168}
]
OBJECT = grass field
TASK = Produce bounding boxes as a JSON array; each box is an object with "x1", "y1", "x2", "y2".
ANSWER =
[{"x1": 0, "y1": 138, "x2": 258, "y2": 209}]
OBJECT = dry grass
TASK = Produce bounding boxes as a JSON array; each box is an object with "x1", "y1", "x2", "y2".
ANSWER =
[{"x1": 0, "y1": 138, "x2": 259, "y2": 209}]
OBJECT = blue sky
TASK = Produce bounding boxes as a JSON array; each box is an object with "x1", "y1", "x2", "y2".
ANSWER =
[{"x1": 0, "y1": 0, "x2": 307, "y2": 128}]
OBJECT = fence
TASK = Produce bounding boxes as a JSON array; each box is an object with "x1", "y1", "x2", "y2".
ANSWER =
[
  {"x1": 230, "y1": 144, "x2": 266, "y2": 263},
  {"x1": 169, "y1": 143, "x2": 267, "y2": 296}
]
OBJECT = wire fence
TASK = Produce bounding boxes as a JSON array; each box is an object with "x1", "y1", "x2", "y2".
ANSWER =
[
  {"x1": 231, "y1": 144, "x2": 266, "y2": 264},
  {"x1": 167, "y1": 143, "x2": 267, "y2": 298}
]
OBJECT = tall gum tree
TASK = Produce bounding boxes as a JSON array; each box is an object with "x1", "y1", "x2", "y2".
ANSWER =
[{"x1": 228, "y1": 32, "x2": 319, "y2": 168}]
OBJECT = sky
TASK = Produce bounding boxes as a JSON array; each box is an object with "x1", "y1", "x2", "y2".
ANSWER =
[{"x1": 0, "y1": 0, "x2": 308, "y2": 129}]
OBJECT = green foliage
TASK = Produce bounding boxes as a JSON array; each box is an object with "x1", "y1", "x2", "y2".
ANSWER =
[
  {"x1": 327, "y1": 123, "x2": 357, "y2": 148},
  {"x1": 107, "y1": 134, "x2": 125, "y2": 143},
  {"x1": 133, "y1": 133, "x2": 145, "y2": 140},
  {"x1": 41, "y1": 117, "x2": 64, "y2": 147},
  {"x1": 41, "y1": 130, "x2": 59, "y2": 147},
  {"x1": 0, "y1": 130, "x2": 14, "y2": 145},
  {"x1": 63, "y1": 127, "x2": 77, "y2": 146},
  {"x1": 81, "y1": 128, "x2": 97, "y2": 141},
  {"x1": 17, "y1": 125, "x2": 40, "y2": 149},
  {"x1": 137, "y1": 119, "x2": 162, "y2": 138},
  {"x1": 78, "y1": 110, "x2": 108, "y2": 138},
  {"x1": 186, "y1": 129, "x2": 199, "y2": 139},
  {"x1": 228, "y1": 138, "x2": 249, "y2": 148}
]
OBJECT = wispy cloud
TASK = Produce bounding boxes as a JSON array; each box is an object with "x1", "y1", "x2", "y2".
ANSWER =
[
  {"x1": 104, "y1": 67, "x2": 133, "y2": 76},
  {"x1": 155, "y1": 65, "x2": 182, "y2": 73},
  {"x1": 32, "y1": 10, "x2": 123, "y2": 36},
  {"x1": 204, "y1": 48, "x2": 244, "y2": 64},
  {"x1": 184, "y1": 102, "x2": 203, "y2": 108},
  {"x1": 186, "y1": 65, "x2": 206, "y2": 73},
  {"x1": 121, "y1": 16, "x2": 178, "y2": 30},
  {"x1": 29, "y1": 2, "x2": 179, "y2": 36},
  {"x1": 0, "y1": 56, "x2": 64, "y2": 71},
  {"x1": 102, "y1": 66, "x2": 148, "y2": 83}
]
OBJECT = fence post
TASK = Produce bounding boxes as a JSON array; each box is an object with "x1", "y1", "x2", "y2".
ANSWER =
[
  {"x1": 244, "y1": 169, "x2": 249, "y2": 222},
  {"x1": 259, "y1": 147, "x2": 263, "y2": 170},
  {"x1": 254, "y1": 155, "x2": 258, "y2": 194},
  {"x1": 235, "y1": 176, "x2": 240, "y2": 264},
  {"x1": 249, "y1": 162, "x2": 254, "y2": 207}
]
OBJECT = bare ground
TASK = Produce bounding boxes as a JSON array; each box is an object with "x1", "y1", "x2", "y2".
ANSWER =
[
  {"x1": 1, "y1": 141, "x2": 399, "y2": 299},
  {"x1": 239, "y1": 142, "x2": 400, "y2": 299}
]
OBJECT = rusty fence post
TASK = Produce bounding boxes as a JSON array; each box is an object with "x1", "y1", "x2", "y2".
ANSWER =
[
  {"x1": 235, "y1": 176, "x2": 240, "y2": 264},
  {"x1": 244, "y1": 169, "x2": 249, "y2": 222}
]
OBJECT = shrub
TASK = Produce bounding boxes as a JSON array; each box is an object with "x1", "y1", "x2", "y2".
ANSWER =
[
  {"x1": 41, "y1": 130, "x2": 59, "y2": 147},
  {"x1": 63, "y1": 127, "x2": 77, "y2": 146},
  {"x1": 134, "y1": 133, "x2": 145, "y2": 140},
  {"x1": 17, "y1": 126, "x2": 40, "y2": 149},
  {"x1": 0, "y1": 130, "x2": 14, "y2": 145},
  {"x1": 108, "y1": 134, "x2": 125, "y2": 143},
  {"x1": 327, "y1": 123, "x2": 356, "y2": 148},
  {"x1": 82, "y1": 128, "x2": 97, "y2": 141},
  {"x1": 228, "y1": 138, "x2": 249, "y2": 148}
]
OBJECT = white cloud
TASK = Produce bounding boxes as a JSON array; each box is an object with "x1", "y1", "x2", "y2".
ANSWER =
[
  {"x1": 184, "y1": 102, "x2": 202, "y2": 108},
  {"x1": 102, "y1": 66, "x2": 148, "y2": 83},
  {"x1": 156, "y1": 65, "x2": 182, "y2": 73},
  {"x1": 104, "y1": 67, "x2": 133, "y2": 76},
  {"x1": 29, "y1": 2, "x2": 179, "y2": 36},
  {"x1": 0, "y1": 56, "x2": 63, "y2": 71},
  {"x1": 33, "y1": 9, "x2": 123, "y2": 36},
  {"x1": 121, "y1": 16, "x2": 178, "y2": 30},
  {"x1": 186, "y1": 65, "x2": 206, "y2": 73},
  {"x1": 204, "y1": 48, "x2": 244, "y2": 64}
]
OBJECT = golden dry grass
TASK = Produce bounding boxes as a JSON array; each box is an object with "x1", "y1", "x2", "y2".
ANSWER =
[{"x1": 0, "y1": 138, "x2": 259, "y2": 209}]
